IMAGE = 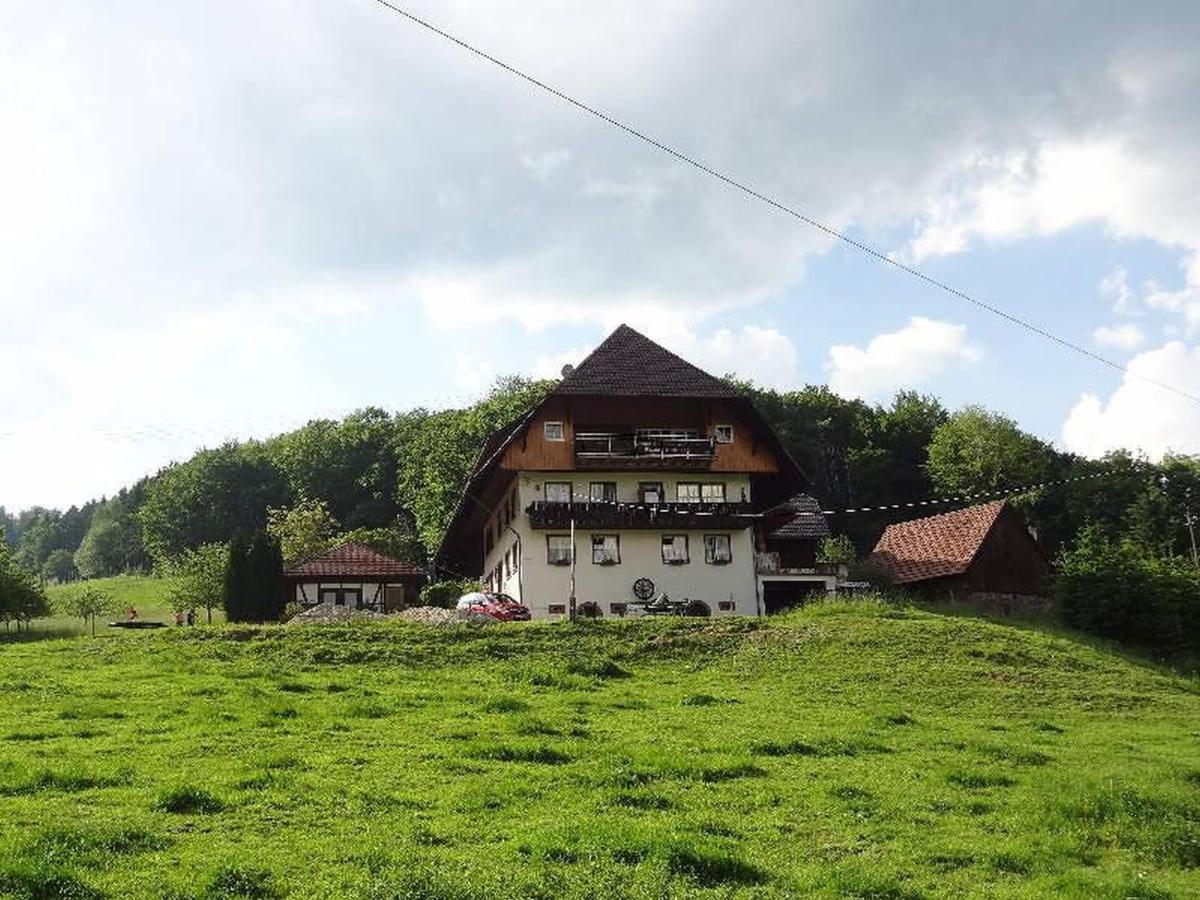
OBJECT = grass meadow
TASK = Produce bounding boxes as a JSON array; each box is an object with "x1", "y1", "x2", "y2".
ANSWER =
[
  {"x1": 0, "y1": 601, "x2": 1198, "y2": 898},
  {"x1": 28, "y1": 576, "x2": 222, "y2": 640}
]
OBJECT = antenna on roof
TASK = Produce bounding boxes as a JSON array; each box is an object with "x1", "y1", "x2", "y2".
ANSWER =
[{"x1": 560, "y1": 364, "x2": 574, "y2": 378}]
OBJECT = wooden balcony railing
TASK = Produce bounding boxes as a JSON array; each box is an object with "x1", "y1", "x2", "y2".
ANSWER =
[
  {"x1": 526, "y1": 500, "x2": 755, "y2": 530},
  {"x1": 574, "y1": 431, "x2": 715, "y2": 469},
  {"x1": 755, "y1": 553, "x2": 844, "y2": 577}
]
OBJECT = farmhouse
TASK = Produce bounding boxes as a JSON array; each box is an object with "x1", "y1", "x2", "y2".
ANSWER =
[
  {"x1": 284, "y1": 542, "x2": 424, "y2": 612},
  {"x1": 866, "y1": 500, "x2": 1050, "y2": 604},
  {"x1": 435, "y1": 324, "x2": 838, "y2": 618}
]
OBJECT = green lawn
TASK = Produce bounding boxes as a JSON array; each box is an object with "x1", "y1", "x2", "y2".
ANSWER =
[
  {"x1": 0, "y1": 601, "x2": 1197, "y2": 898},
  {"x1": 33, "y1": 576, "x2": 221, "y2": 638}
]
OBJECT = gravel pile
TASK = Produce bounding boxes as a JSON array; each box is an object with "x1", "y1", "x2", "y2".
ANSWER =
[
  {"x1": 286, "y1": 605, "x2": 496, "y2": 626},
  {"x1": 398, "y1": 606, "x2": 497, "y2": 626},
  {"x1": 287, "y1": 605, "x2": 389, "y2": 624}
]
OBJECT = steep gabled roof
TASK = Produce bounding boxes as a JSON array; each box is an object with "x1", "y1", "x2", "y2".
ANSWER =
[
  {"x1": 867, "y1": 500, "x2": 1008, "y2": 584},
  {"x1": 556, "y1": 324, "x2": 743, "y2": 398},
  {"x1": 284, "y1": 542, "x2": 423, "y2": 579},
  {"x1": 764, "y1": 493, "x2": 831, "y2": 540}
]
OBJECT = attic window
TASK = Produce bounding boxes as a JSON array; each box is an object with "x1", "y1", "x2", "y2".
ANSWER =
[
  {"x1": 544, "y1": 421, "x2": 564, "y2": 442},
  {"x1": 714, "y1": 424, "x2": 734, "y2": 444}
]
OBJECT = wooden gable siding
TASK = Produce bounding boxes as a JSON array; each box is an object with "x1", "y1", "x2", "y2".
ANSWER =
[
  {"x1": 499, "y1": 397, "x2": 780, "y2": 473},
  {"x1": 962, "y1": 506, "x2": 1050, "y2": 595}
]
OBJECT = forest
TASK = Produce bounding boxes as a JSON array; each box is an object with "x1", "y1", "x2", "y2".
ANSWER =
[{"x1": 3, "y1": 375, "x2": 1198, "y2": 586}]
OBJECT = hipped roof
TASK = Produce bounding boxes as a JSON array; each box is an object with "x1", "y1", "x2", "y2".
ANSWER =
[
  {"x1": 284, "y1": 542, "x2": 423, "y2": 579},
  {"x1": 867, "y1": 500, "x2": 1012, "y2": 584}
]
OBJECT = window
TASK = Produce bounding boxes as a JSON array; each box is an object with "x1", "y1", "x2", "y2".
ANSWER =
[
  {"x1": 704, "y1": 534, "x2": 732, "y2": 565},
  {"x1": 701, "y1": 483, "x2": 726, "y2": 503},
  {"x1": 504, "y1": 547, "x2": 512, "y2": 577},
  {"x1": 511, "y1": 542, "x2": 519, "y2": 573},
  {"x1": 661, "y1": 534, "x2": 689, "y2": 564},
  {"x1": 714, "y1": 424, "x2": 734, "y2": 444},
  {"x1": 677, "y1": 482, "x2": 701, "y2": 503},
  {"x1": 591, "y1": 534, "x2": 620, "y2": 565},
  {"x1": 544, "y1": 420, "x2": 565, "y2": 442},
  {"x1": 639, "y1": 481, "x2": 664, "y2": 504},
  {"x1": 718, "y1": 600, "x2": 735, "y2": 612},
  {"x1": 609, "y1": 603, "x2": 627, "y2": 616},
  {"x1": 546, "y1": 534, "x2": 572, "y2": 566},
  {"x1": 548, "y1": 603, "x2": 567, "y2": 615},
  {"x1": 589, "y1": 481, "x2": 617, "y2": 503},
  {"x1": 545, "y1": 482, "x2": 572, "y2": 503}
]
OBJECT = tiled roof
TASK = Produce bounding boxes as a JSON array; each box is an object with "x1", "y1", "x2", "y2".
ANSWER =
[
  {"x1": 284, "y1": 542, "x2": 423, "y2": 579},
  {"x1": 867, "y1": 500, "x2": 1007, "y2": 584},
  {"x1": 767, "y1": 493, "x2": 831, "y2": 540},
  {"x1": 556, "y1": 324, "x2": 743, "y2": 398}
]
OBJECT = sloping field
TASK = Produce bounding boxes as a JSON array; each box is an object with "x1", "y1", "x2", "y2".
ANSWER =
[{"x1": 0, "y1": 601, "x2": 1197, "y2": 898}]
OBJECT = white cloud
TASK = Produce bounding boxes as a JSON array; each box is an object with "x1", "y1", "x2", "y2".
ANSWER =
[
  {"x1": 1062, "y1": 341, "x2": 1200, "y2": 459},
  {"x1": 1092, "y1": 323, "x2": 1146, "y2": 350},
  {"x1": 1144, "y1": 253, "x2": 1200, "y2": 335},
  {"x1": 1100, "y1": 266, "x2": 1135, "y2": 314},
  {"x1": 826, "y1": 317, "x2": 981, "y2": 401}
]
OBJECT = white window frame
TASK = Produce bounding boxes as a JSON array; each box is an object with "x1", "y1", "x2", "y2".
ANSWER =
[
  {"x1": 704, "y1": 534, "x2": 732, "y2": 565},
  {"x1": 589, "y1": 481, "x2": 617, "y2": 503},
  {"x1": 591, "y1": 534, "x2": 621, "y2": 565},
  {"x1": 544, "y1": 482, "x2": 573, "y2": 504},
  {"x1": 701, "y1": 483, "x2": 727, "y2": 503},
  {"x1": 546, "y1": 534, "x2": 572, "y2": 566},
  {"x1": 714, "y1": 424, "x2": 734, "y2": 444},
  {"x1": 544, "y1": 420, "x2": 565, "y2": 442},
  {"x1": 661, "y1": 534, "x2": 689, "y2": 565},
  {"x1": 676, "y1": 482, "x2": 701, "y2": 503}
]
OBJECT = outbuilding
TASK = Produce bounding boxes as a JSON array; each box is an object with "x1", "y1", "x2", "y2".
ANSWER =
[
  {"x1": 283, "y1": 542, "x2": 424, "y2": 613},
  {"x1": 867, "y1": 500, "x2": 1049, "y2": 607}
]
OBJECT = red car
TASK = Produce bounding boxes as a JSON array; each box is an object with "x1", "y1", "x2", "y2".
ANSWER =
[{"x1": 455, "y1": 592, "x2": 532, "y2": 622}]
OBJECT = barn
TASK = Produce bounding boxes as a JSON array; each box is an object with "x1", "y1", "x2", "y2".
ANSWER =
[{"x1": 867, "y1": 500, "x2": 1050, "y2": 607}]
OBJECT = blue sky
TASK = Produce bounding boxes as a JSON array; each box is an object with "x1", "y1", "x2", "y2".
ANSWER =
[{"x1": 2, "y1": 1, "x2": 1199, "y2": 510}]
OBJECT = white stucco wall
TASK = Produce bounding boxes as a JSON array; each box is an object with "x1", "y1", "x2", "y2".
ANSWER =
[{"x1": 293, "y1": 581, "x2": 395, "y2": 608}]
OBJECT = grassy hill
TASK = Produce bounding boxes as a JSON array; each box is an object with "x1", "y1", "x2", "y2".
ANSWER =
[
  {"x1": 0, "y1": 601, "x2": 1197, "y2": 898},
  {"x1": 35, "y1": 576, "x2": 222, "y2": 638}
]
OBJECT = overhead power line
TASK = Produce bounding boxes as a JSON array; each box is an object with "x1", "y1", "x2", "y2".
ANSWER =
[
  {"x1": 370, "y1": 0, "x2": 1200, "y2": 408},
  {"x1": 814, "y1": 468, "x2": 1124, "y2": 517}
]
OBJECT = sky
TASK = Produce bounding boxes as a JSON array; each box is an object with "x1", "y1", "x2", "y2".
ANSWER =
[{"x1": 2, "y1": 1, "x2": 1200, "y2": 511}]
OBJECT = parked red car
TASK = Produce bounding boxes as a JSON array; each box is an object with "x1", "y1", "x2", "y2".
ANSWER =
[{"x1": 455, "y1": 592, "x2": 532, "y2": 622}]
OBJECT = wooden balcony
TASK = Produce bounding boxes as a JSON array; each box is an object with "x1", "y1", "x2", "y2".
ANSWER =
[
  {"x1": 574, "y1": 431, "x2": 715, "y2": 470},
  {"x1": 755, "y1": 553, "x2": 843, "y2": 577},
  {"x1": 526, "y1": 500, "x2": 755, "y2": 531}
]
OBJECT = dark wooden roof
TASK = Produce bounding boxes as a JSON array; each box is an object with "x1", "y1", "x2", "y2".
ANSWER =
[
  {"x1": 765, "y1": 493, "x2": 831, "y2": 540},
  {"x1": 284, "y1": 542, "x2": 423, "y2": 579},
  {"x1": 867, "y1": 501, "x2": 1010, "y2": 584},
  {"x1": 556, "y1": 324, "x2": 743, "y2": 398}
]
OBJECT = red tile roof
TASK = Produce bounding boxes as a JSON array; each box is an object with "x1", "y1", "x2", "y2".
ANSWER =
[
  {"x1": 867, "y1": 500, "x2": 1007, "y2": 584},
  {"x1": 284, "y1": 542, "x2": 423, "y2": 579}
]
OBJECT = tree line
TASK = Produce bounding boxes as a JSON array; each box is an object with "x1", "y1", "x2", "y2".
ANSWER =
[{"x1": 2, "y1": 374, "x2": 1198, "y2": 593}]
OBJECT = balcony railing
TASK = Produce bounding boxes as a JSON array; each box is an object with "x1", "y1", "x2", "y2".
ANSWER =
[
  {"x1": 755, "y1": 553, "x2": 844, "y2": 577},
  {"x1": 574, "y1": 431, "x2": 715, "y2": 469},
  {"x1": 526, "y1": 500, "x2": 755, "y2": 530}
]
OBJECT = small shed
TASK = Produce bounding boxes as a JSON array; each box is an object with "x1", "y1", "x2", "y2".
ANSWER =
[
  {"x1": 867, "y1": 500, "x2": 1049, "y2": 603},
  {"x1": 283, "y1": 543, "x2": 424, "y2": 613}
]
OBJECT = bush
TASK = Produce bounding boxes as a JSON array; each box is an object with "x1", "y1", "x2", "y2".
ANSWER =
[
  {"x1": 1054, "y1": 525, "x2": 1200, "y2": 655},
  {"x1": 419, "y1": 578, "x2": 477, "y2": 609}
]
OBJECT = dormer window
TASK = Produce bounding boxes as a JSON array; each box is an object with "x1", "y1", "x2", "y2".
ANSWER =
[
  {"x1": 544, "y1": 421, "x2": 565, "y2": 442},
  {"x1": 714, "y1": 424, "x2": 734, "y2": 444}
]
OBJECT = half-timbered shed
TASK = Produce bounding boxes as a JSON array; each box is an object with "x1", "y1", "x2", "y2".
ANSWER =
[{"x1": 284, "y1": 542, "x2": 424, "y2": 612}]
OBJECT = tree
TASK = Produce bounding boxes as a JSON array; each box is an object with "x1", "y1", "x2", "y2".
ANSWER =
[
  {"x1": 58, "y1": 586, "x2": 118, "y2": 636},
  {"x1": 75, "y1": 491, "x2": 149, "y2": 578},
  {"x1": 926, "y1": 406, "x2": 1054, "y2": 499},
  {"x1": 0, "y1": 541, "x2": 50, "y2": 632},
  {"x1": 138, "y1": 442, "x2": 289, "y2": 565},
  {"x1": 163, "y1": 543, "x2": 228, "y2": 625},
  {"x1": 224, "y1": 532, "x2": 284, "y2": 623},
  {"x1": 41, "y1": 548, "x2": 78, "y2": 584},
  {"x1": 266, "y1": 498, "x2": 340, "y2": 564}
]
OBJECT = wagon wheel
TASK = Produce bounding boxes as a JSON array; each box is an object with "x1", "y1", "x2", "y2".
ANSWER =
[{"x1": 632, "y1": 578, "x2": 655, "y2": 601}]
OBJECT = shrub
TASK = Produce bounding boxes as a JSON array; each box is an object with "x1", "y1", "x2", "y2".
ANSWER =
[
  {"x1": 419, "y1": 578, "x2": 477, "y2": 609},
  {"x1": 1054, "y1": 526, "x2": 1200, "y2": 655}
]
